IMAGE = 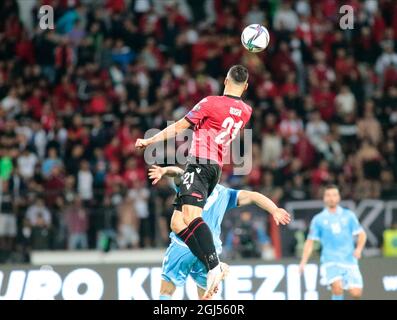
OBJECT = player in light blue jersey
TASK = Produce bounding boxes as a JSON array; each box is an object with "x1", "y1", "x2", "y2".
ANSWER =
[
  {"x1": 299, "y1": 185, "x2": 367, "y2": 300},
  {"x1": 148, "y1": 165, "x2": 291, "y2": 300}
]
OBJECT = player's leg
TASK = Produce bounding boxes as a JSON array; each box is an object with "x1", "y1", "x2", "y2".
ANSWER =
[
  {"x1": 170, "y1": 209, "x2": 188, "y2": 234},
  {"x1": 197, "y1": 286, "x2": 206, "y2": 300},
  {"x1": 181, "y1": 203, "x2": 219, "y2": 271},
  {"x1": 171, "y1": 208, "x2": 206, "y2": 264},
  {"x1": 348, "y1": 287, "x2": 362, "y2": 299},
  {"x1": 160, "y1": 280, "x2": 176, "y2": 300},
  {"x1": 330, "y1": 280, "x2": 344, "y2": 300},
  {"x1": 191, "y1": 260, "x2": 230, "y2": 300},
  {"x1": 190, "y1": 259, "x2": 211, "y2": 300},
  {"x1": 346, "y1": 266, "x2": 364, "y2": 299},
  {"x1": 175, "y1": 163, "x2": 220, "y2": 271},
  {"x1": 324, "y1": 264, "x2": 345, "y2": 300},
  {"x1": 161, "y1": 242, "x2": 193, "y2": 300},
  {"x1": 178, "y1": 162, "x2": 225, "y2": 298}
]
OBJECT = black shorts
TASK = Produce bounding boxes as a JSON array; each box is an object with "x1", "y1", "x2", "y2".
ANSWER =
[{"x1": 174, "y1": 158, "x2": 221, "y2": 210}]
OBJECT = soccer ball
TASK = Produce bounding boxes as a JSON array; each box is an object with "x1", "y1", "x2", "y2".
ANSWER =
[{"x1": 241, "y1": 24, "x2": 270, "y2": 53}]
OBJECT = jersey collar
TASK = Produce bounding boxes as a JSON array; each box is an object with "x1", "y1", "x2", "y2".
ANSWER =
[
  {"x1": 224, "y1": 94, "x2": 242, "y2": 100},
  {"x1": 324, "y1": 206, "x2": 343, "y2": 215}
]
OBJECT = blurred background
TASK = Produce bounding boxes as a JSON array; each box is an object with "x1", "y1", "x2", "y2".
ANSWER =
[{"x1": 0, "y1": 0, "x2": 396, "y2": 299}]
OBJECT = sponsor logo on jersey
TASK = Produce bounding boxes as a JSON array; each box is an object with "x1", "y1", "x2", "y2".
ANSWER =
[{"x1": 229, "y1": 107, "x2": 242, "y2": 117}]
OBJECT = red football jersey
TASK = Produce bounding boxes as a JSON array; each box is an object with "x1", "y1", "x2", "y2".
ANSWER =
[{"x1": 184, "y1": 95, "x2": 252, "y2": 167}]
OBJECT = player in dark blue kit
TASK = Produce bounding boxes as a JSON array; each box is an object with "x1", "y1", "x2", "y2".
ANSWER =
[{"x1": 148, "y1": 165, "x2": 291, "y2": 300}]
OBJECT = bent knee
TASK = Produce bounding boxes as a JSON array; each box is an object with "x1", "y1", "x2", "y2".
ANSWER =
[
  {"x1": 160, "y1": 287, "x2": 175, "y2": 296},
  {"x1": 349, "y1": 288, "x2": 362, "y2": 299},
  {"x1": 160, "y1": 280, "x2": 176, "y2": 297},
  {"x1": 331, "y1": 283, "x2": 344, "y2": 295}
]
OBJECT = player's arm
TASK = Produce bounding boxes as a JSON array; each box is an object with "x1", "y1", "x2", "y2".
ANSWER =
[
  {"x1": 135, "y1": 118, "x2": 191, "y2": 150},
  {"x1": 148, "y1": 165, "x2": 184, "y2": 185},
  {"x1": 237, "y1": 190, "x2": 291, "y2": 225},
  {"x1": 299, "y1": 216, "x2": 320, "y2": 274},
  {"x1": 354, "y1": 230, "x2": 367, "y2": 259},
  {"x1": 350, "y1": 211, "x2": 367, "y2": 259},
  {"x1": 299, "y1": 239, "x2": 315, "y2": 273}
]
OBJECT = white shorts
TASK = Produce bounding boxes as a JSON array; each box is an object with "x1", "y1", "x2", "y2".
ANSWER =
[
  {"x1": 0, "y1": 214, "x2": 17, "y2": 237},
  {"x1": 320, "y1": 263, "x2": 363, "y2": 290}
]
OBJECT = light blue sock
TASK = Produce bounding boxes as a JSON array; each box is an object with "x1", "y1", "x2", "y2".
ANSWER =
[
  {"x1": 332, "y1": 294, "x2": 344, "y2": 300},
  {"x1": 159, "y1": 295, "x2": 171, "y2": 300}
]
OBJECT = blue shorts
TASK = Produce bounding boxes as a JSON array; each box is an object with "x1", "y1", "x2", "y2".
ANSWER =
[
  {"x1": 320, "y1": 263, "x2": 363, "y2": 290},
  {"x1": 161, "y1": 241, "x2": 207, "y2": 289}
]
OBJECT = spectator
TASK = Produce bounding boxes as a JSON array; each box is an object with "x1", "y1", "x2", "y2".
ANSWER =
[
  {"x1": 0, "y1": 180, "x2": 17, "y2": 258},
  {"x1": 26, "y1": 198, "x2": 51, "y2": 227},
  {"x1": 375, "y1": 42, "x2": 397, "y2": 88},
  {"x1": 17, "y1": 147, "x2": 38, "y2": 180},
  {"x1": 286, "y1": 173, "x2": 309, "y2": 201},
  {"x1": 128, "y1": 179, "x2": 151, "y2": 247},
  {"x1": 273, "y1": 2, "x2": 299, "y2": 32},
  {"x1": 355, "y1": 139, "x2": 382, "y2": 182},
  {"x1": 117, "y1": 196, "x2": 139, "y2": 249},
  {"x1": 357, "y1": 100, "x2": 383, "y2": 146},
  {"x1": 335, "y1": 85, "x2": 356, "y2": 118},
  {"x1": 41, "y1": 148, "x2": 62, "y2": 178},
  {"x1": 306, "y1": 111, "x2": 330, "y2": 152},
  {"x1": 65, "y1": 196, "x2": 89, "y2": 250},
  {"x1": 29, "y1": 212, "x2": 52, "y2": 250},
  {"x1": 225, "y1": 211, "x2": 272, "y2": 259},
  {"x1": 77, "y1": 160, "x2": 93, "y2": 205},
  {"x1": 278, "y1": 109, "x2": 304, "y2": 144},
  {"x1": 261, "y1": 114, "x2": 282, "y2": 167}
]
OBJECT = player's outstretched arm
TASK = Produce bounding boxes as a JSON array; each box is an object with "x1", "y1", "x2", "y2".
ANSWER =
[
  {"x1": 354, "y1": 230, "x2": 367, "y2": 259},
  {"x1": 299, "y1": 239, "x2": 314, "y2": 274},
  {"x1": 148, "y1": 165, "x2": 184, "y2": 185},
  {"x1": 135, "y1": 118, "x2": 191, "y2": 150},
  {"x1": 237, "y1": 190, "x2": 291, "y2": 226}
]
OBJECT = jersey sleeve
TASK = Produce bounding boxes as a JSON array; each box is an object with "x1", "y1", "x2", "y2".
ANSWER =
[
  {"x1": 241, "y1": 105, "x2": 252, "y2": 128},
  {"x1": 308, "y1": 216, "x2": 321, "y2": 241},
  {"x1": 184, "y1": 97, "x2": 210, "y2": 126},
  {"x1": 226, "y1": 188, "x2": 240, "y2": 211},
  {"x1": 348, "y1": 210, "x2": 364, "y2": 236}
]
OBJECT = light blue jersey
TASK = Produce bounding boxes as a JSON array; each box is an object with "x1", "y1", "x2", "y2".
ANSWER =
[
  {"x1": 308, "y1": 206, "x2": 364, "y2": 265},
  {"x1": 169, "y1": 184, "x2": 240, "y2": 254},
  {"x1": 162, "y1": 184, "x2": 239, "y2": 289}
]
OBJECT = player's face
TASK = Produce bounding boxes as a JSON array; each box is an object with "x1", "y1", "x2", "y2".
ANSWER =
[{"x1": 323, "y1": 188, "x2": 341, "y2": 209}]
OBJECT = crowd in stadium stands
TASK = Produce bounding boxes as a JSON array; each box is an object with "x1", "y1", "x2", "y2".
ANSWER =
[{"x1": 0, "y1": 0, "x2": 396, "y2": 262}]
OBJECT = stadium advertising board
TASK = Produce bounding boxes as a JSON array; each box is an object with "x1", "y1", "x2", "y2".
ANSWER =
[{"x1": 0, "y1": 258, "x2": 396, "y2": 300}]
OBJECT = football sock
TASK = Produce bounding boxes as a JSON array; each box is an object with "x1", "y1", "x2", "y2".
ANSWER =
[
  {"x1": 187, "y1": 217, "x2": 219, "y2": 271},
  {"x1": 177, "y1": 227, "x2": 207, "y2": 267}
]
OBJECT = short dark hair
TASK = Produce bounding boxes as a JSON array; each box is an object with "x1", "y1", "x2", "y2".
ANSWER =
[
  {"x1": 228, "y1": 65, "x2": 249, "y2": 84},
  {"x1": 324, "y1": 184, "x2": 339, "y2": 192}
]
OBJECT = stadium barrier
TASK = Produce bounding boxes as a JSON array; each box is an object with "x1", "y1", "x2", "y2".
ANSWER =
[{"x1": 0, "y1": 258, "x2": 396, "y2": 300}]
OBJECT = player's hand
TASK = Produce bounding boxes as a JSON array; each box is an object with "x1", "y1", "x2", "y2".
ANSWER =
[
  {"x1": 135, "y1": 138, "x2": 151, "y2": 150},
  {"x1": 299, "y1": 262, "x2": 306, "y2": 275},
  {"x1": 353, "y1": 248, "x2": 362, "y2": 259},
  {"x1": 148, "y1": 165, "x2": 166, "y2": 185},
  {"x1": 271, "y1": 208, "x2": 291, "y2": 226}
]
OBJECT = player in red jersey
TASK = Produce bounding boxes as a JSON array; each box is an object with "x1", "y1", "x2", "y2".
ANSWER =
[{"x1": 136, "y1": 65, "x2": 252, "y2": 298}]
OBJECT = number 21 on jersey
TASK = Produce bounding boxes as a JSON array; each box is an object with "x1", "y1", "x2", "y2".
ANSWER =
[{"x1": 214, "y1": 117, "x2": 244, "y2": 145}]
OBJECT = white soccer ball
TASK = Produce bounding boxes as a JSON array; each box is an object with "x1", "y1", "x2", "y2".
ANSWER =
[{"x1": 241, "y1": 24, "x2": 270, "y2": 53}]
